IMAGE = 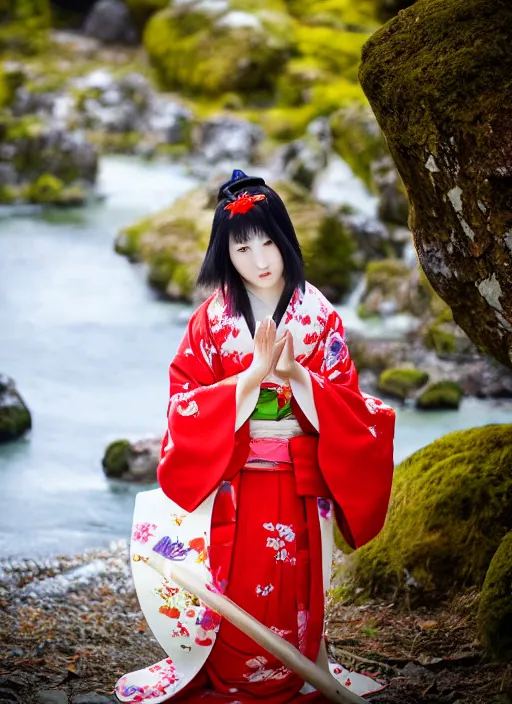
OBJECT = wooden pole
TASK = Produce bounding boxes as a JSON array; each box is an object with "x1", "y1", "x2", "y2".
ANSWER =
[{"x1": 145, "y1": 556, "x2": 368, "y2": 704}]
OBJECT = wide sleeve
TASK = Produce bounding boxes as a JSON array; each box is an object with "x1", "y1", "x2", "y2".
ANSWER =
[
  {"x1": 157, "y1": 304, "x2": 249, "y2": 512},
  {"x1": 304, "y1": 310, "x2": 396, "y2": 549}
]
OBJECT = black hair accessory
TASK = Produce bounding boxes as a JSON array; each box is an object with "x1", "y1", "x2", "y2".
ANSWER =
[{"x1": 217, "y1": 169, "x2": 266, "y2": 203}]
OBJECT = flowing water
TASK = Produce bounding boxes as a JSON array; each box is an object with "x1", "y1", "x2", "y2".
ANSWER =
[{"x1": 0, "y1": 156, "x2": 510, "y2": 559}]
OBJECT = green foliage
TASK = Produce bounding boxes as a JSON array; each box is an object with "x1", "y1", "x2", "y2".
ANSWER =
[
  {"x1": 478, "y1": 531, "x2": 512, "y2": 662},
  {"x1": 416, "y1": 381, "x2": 462, "y2": 410},
  {"x1": 102, "y1": 440, "x2": 131, "y2": 479},
  {"x1": 350, "y1": 425, "x2": 512, "y2": 600},
  {"x1": 377, "y1": 367, "x2": 429, "y2": 399}
]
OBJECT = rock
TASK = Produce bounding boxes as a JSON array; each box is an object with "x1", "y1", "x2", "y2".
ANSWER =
[
  {"x1": 71, "y1": 69, "x2": 193, "y2": 153},
  {"x1": 478, "y1": 530, "x2": 512, "y2": 662},
  {"x1": 349, "y1": 424, "x2": 512, "y2": 599},
  {"x1": 281, "y1": 135, "x2": 329, "y2": 191},
  {"x1": 37, "y1": 691, "x2": 68, "y2": 704},
  {"x1": 102, "y1": 437, "x2": 160, "y2": 481},
  {"x1": 0, "y1": 116, "x2": 98, "y2": 205},
  {"x1": 371, "y1": 154, "x2": 409, "y2": 226},
  {"x1": 193, "y1": 116, "x2": 264, "y2": 165},
  {"x1": 358, "y1": 259, "x2": 413, "y2": 317},
  {"x1": 102, "y1": 439, "x2": 131, "y2": 478},
  {"x1": 0, "y1": 375, "x2": 31, "y2": 443},
  {"x1": 415, "y1": 380, "x2": 463, "y2": 410},
  {"x1": 71, "y1": 693, "x2": 117, "y2": 703},
  {"x1": 83, "y1": 0, "x2": 139, "y2": 45},
  {"x1": 359, "y1": 0, "x2": 512, "y2": 369},
  {"x1": 143, "y1": 4, "x2": 292, "y2": 97},
  {"x1": 346, "y1": 333, "x2": 409, "y2": 373},
  {"x1": 377, "y1": 367, "x2": 429, "y2": 400}
]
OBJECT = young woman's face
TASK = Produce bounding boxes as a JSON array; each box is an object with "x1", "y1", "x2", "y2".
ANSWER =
[{"x1": 228, "y1": 230, "x2": 284, "y2": 291}]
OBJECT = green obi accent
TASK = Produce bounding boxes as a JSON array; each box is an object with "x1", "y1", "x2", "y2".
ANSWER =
[{"x1": 251, "y1": 386, "x2": 292, "y2": 421}]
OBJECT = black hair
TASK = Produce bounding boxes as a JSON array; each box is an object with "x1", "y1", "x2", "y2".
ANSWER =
[{"x1": 196, "y1": 175, "x2": 305, "y2": 337}]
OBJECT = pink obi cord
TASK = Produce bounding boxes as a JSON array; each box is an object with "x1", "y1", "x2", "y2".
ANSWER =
[{"x1": 245, "y1": 437, "x2": 292, "y2": 466}]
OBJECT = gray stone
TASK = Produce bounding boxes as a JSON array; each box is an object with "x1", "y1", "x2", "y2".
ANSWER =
[
  {"x1": 37, "y1": 691, "x2": 68, "y2": 704},
  {"x1": 83, "y1": 0, "x2": 138, "y2": 45},
  {"x1": 71, "y1": 694, "x2": 116, "y2": 703}
]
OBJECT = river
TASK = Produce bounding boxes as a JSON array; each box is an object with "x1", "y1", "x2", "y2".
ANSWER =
[{"x1": 1, "y1": 156, "x2": 511, "y2": 559}]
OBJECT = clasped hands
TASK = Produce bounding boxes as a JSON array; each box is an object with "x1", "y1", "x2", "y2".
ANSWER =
[{"x1": 247, "y1": 316, "x2": 299, "y2": 386}]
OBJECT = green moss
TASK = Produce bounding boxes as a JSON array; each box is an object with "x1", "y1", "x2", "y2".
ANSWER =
[
  {"x1": 0, "y1": 0, "x2": 51, "y2": 54},
  {"x1": 256, "y1": 104, "x2": 318, "y2": 140},
  {"x1": 116, "y1": 216, "x2": 152, "y2": 259},
  {"x1": 27, "y1": 173, "x2": 65, "y2": 204},
  {"x1": 286, "y1": 0, "x2": 377, "y2": 30},
  {"x1": 144, "y1": 7, "x2": 291, "y2": 96},
  {"x1": 424, "y1": 325, "x2": 457, "y2": 356},
  {"x1": 377, "y1": 367, "x2": 429, "y2": 399},
  {"x1": 102, "y1": 439, "x2": 131, "y2": 479},
  {"x1": 416, "y1": 381, "x2": 462, "y2": 410},
  {"x1": 0, "y1": 401, "x2": 31, "y2": 442},
  {"x1": 293, "y1": 25, "x2": 368, "y2": 78},
  {"x1": 366, "y1": 258, "x2": 410, "y2": 286},
  {"x1": 350, "y1": 425, "x2": 512, "y2": 600},
  {"x1": 330, "y1": 104, "x2": 388, "y2": 190},
  {"x1": 478, "y1": 531, "x2": 512, "y2": 662},
  {"x1": 0, "y1": 184, "x2": 19, "y2": 204},
  {"x1": 303, "y1": 214, "x2": 357, "y2": 298}
]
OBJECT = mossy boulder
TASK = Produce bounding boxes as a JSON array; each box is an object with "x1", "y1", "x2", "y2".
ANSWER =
[
  {"x1": 115, "y1": 185, "x2": 213, "y2": 300},
  {"x1": 102, "y1": 437, "x2": 160, "y2": 481},
  {"x1": 416, "y1": 381, "x2": 463, "y2": 410},
  {"x1": 359, "y1": 0, "x2": 512, "y2": 369},
  {"x1": 102, "y1": 439, "x2": 131, "y2": 479},
  {"x1": 358, "y1": 258, "x2": 411, "y2": 317},
  {"x1": 377, "y1": 367, "x2": 428, "y2": 400},
  {"x1": 478, "y1": 531, "x2": 512, "y2": 661},
  {"x1": 349, "y1": 425, "x2": 512, "y2": 600},
  {"x1": 144, "y1": 5, "x2": 292, "y2": 97},
  {"x1": 0, "y1": 374, "x2": 31, "y2": 443}
]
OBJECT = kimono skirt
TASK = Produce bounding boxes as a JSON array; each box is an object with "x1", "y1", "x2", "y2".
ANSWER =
[{"x1": 176, "y1": 384, "x2": 329, "y2": 703}]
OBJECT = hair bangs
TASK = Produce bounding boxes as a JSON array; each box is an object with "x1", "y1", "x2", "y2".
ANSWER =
[{"x1": 196, "y1": 182, "x2": 305, "y2": 330}]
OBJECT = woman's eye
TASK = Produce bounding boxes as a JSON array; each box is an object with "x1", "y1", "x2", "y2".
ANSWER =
[
  {"x1": 238, "y1": 247, "x2": 248, "y2": 253},
  {"x1": 264, "y1": 240, "x2": 273, "y2": 246}
]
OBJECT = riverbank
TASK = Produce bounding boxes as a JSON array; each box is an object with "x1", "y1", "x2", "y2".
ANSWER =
[{"x1": 0, "y1": 545, "x2": 509, "y2": 704}]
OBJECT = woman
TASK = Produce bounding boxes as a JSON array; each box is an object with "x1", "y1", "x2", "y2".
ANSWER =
[{"x1": 115, "y1": 170, "x2": 395, "y2": 704}]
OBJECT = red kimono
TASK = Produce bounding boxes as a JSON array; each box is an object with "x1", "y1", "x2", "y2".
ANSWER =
[{"x1": 153, "y1": 283, "x2": 395, "y2": 702}]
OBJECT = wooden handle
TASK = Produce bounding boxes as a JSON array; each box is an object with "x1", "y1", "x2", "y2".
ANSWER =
[{"x1": 145, "y1": 557, "x2": 367, "y2": 704}]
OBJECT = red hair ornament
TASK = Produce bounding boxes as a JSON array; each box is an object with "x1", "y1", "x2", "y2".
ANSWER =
[{"x1": 224, "y1": 192, "x2": 266, "y2": 218}]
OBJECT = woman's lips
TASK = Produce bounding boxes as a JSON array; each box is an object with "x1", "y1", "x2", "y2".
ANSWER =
[{"x1": 259, "y1": 272, "x2": 271, "y2": 278}]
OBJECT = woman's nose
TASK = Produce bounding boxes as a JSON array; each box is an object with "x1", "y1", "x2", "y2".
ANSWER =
[{"x1": 254, "y1": 248, "x2": 269, "y2": 269}]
